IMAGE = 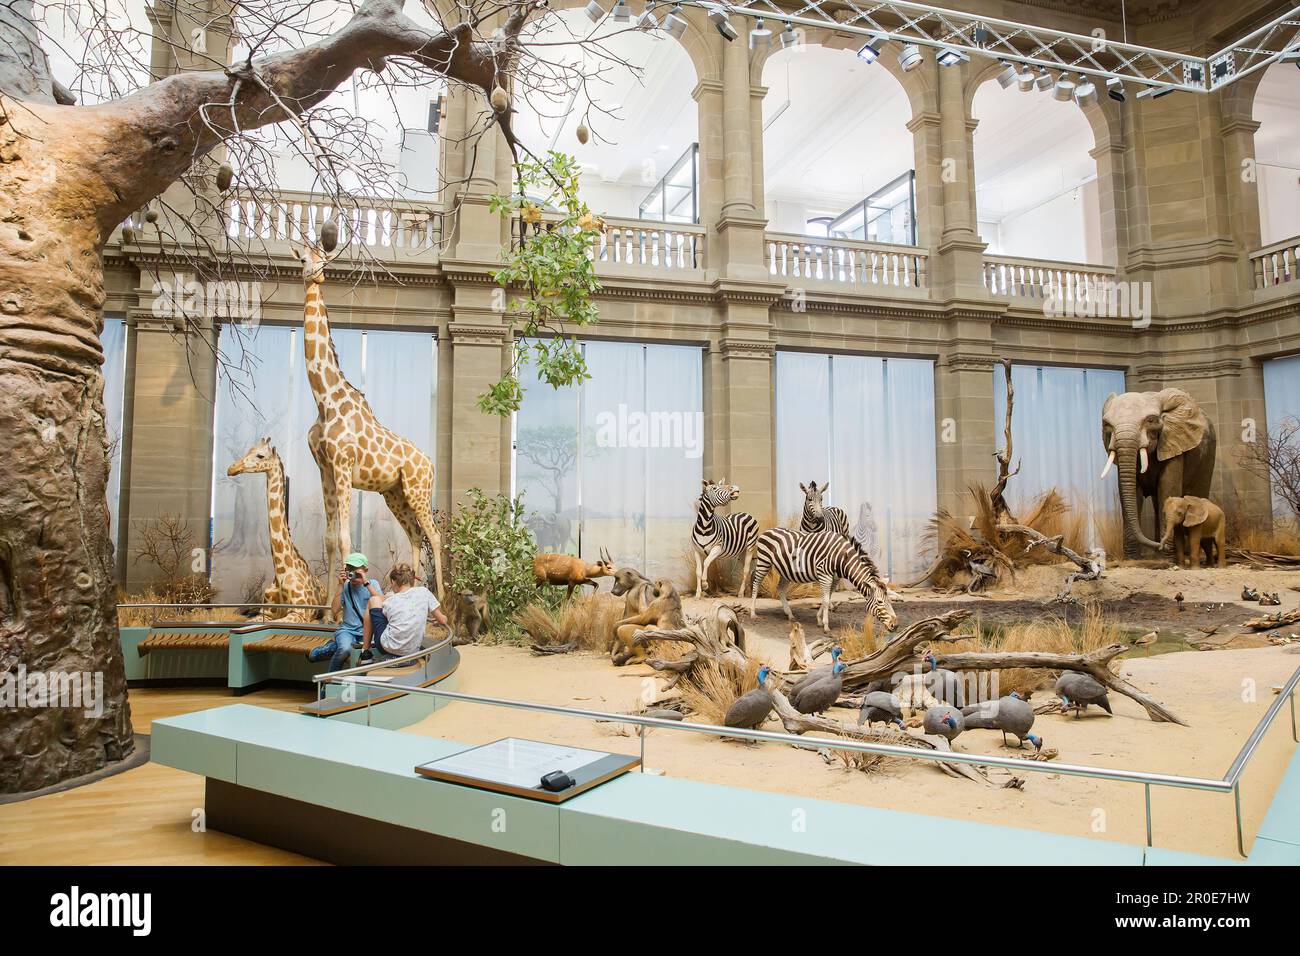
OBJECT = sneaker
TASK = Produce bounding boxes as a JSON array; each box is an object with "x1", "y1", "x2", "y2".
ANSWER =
[{"x1": 359, "y1": 650, "x2": 374, "y2": 662}]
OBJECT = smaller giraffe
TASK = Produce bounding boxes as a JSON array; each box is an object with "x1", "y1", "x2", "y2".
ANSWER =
[{"x1": 228, "y1": 437, "x2": 326, "y2": 622}]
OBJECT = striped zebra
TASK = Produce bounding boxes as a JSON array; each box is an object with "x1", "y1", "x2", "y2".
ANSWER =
[
  {"x1": 749, "y1": 527, "x2": 897, "y2": 635},
  {"x1": 692, "y1": 479, "x2": 759, "y2": 599},
  {"x1": 799, "y1": 481, "x2": 849, "y2": 536}
]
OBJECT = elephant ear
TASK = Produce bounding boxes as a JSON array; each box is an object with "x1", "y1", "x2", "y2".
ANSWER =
[
  {"x1": 1156, "y1": 388, "x2": 1208, "y2": 462},
  {"x1": 1183, "y1": 497, "x2": 1210, "y2": 528}
]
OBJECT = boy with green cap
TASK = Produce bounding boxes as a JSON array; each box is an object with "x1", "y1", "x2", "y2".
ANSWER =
[{"x1": 308, "y1": 552, "x2": 383, "y2": 672}]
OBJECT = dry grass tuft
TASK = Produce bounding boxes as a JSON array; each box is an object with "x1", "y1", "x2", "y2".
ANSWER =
[
  {"x1": 942, "y1": 602, "x2": 1124, "y2": 697},
  {"x1": 116, "y1": 586, "x2": 232, "y2": 626},
  {"x1": 833, "y1": 618, "x2": 878, "y2": 662},
  {"x1": 677, "y1": 656, "x2": 765, "y2": 726},
  {"x1": 517, "y1": 592, "x2": 624, "y2": 652}
]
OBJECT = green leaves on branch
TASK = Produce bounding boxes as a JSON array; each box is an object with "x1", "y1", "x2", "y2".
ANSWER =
[
  {"x1": 479, "y1": 152, "x2": 604, "y2": 417},
  {"x1": 447, "y1": 489, "x2": 537, "y2": 641}
]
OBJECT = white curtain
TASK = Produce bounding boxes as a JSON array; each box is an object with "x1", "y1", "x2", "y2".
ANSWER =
[
  {"x1": 1264, "y1": 354, "x2": 1300, "y2": 521},
  {"x1": 776, "y1": 352, "x2": 937, "y2": 579},
  {"x1": 212, "y1": 324, "x2": 436, "y2": 602},
  {"x1": 514, "y1": 342, "x2": 703, "y2": 582},
  {"x1": 101, "y1": 316, "x2": 128, "y2": 548},
  {"x1": 993, "y1": 364, "x2": 1124, "y2": 545}
]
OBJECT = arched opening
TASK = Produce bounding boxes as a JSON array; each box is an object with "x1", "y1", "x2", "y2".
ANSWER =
[
  {"x1": 761, "y1": 44, "x2": 914, "y2": 241},
  {"x1": 972, "y1": 77, "x2": 1102, "y2": 263},
  {"x1": 1251, "y1": 60, "x2": 1300, "y2": 246},
  {"x1": 512, "y1": 9, "x2": 700, "y2": 221}
]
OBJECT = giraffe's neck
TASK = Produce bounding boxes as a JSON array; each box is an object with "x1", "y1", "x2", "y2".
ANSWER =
[
  {"x1": 303, "y1": 281, "x2": 342, "y2": 412},
  {"x1": 262, "y1": 461, "x2": 297, "y2": 574}
]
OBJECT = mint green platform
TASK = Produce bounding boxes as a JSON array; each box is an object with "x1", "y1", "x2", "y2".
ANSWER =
[
  {"x1": 152, "y1": 703, "x2": 1300, "y2": 865},
  {"x1": 120, "y1": 621, "x2": 338, "y2": 690}
]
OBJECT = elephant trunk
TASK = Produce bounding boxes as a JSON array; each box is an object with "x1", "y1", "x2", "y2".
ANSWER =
[{"x1": 1115, "y1": 433, "x2": 1162, "y2": 553}]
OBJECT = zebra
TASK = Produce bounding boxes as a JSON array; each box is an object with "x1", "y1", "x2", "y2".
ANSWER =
[
  {"x1": 799, "y1": 480, "x2": 849, "y2": 536},
  {"x1": 692, "y1": 479, "x2": 759, "y2": 599},
  {"x1": 749, "y1": 527, "x2": 897, "y2": 635}
]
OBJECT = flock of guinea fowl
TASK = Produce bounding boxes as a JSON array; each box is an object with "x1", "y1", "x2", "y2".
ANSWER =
[{"x1": 723, "y1": 649, "x2": 1116, "y2": 753}]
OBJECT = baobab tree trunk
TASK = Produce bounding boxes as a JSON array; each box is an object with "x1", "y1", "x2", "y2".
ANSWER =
[{"x1": 0, "y1": 0, "x2": 539, "y2": 792}]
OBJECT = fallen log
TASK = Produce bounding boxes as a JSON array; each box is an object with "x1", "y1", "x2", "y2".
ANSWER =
[
  {"x1": 934, "y1": 642, "x2": 1185, "y2": 725},
  {"x1": 1241, "y1": 607, "x2": 1300, "y2": 631},
  {"x1": 835, "y1": 609, "x2": 973, "y2": 693}
]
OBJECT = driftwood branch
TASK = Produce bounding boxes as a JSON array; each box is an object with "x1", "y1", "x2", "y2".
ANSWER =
[
  {"x1": 997, "y1": 523, "x2": 1106, "y2": 602},
  {"x1": 990, "y1": 358, "x2": 1021, "y2": 523},
  {"x1": 835, "y1": 609, "x2": 973, "y2": 693},
  {"x1": 934, "y1": 642, "x2": 1185, "y2": 725}
]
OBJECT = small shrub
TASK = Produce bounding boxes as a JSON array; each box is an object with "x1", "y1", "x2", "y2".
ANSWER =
[{"x1": 447, "y1": 489, "x2": 537, "y2": 642}]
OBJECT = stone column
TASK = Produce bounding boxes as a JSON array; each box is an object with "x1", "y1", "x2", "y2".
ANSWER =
[
  {"x1": 1089, "y1": 140, "x2": 1130, "y2": 269},
  {"x1": 929, "y1": 62, "x2": 987, "y2": 301},
  {"x1": 714, "y1": 328, "x2": 777, "y2": 527},
  {"x1": 933, "y1": 330, "x2": 997, "y2": 519},
  {"x1": 445, "y1": 300, "x2": 512, "y2": 507}
]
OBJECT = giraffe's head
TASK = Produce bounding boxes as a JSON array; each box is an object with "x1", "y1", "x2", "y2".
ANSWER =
[
  {"x1": 293, "y1": 244, "x2": 328, "y2": 287},
  {"x1": 227, "y1": 436, "x2": 280, "y2": 477}
]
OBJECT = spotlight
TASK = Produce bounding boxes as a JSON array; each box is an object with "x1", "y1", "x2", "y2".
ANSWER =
[
  {"x1": 709, "y1": 8, "x2": 737, "y2": 42},
  {"x1": 1280, "y1": 49, "x2": 1300, "y2": 67},
  {"x1": 1035, "y1": 69, "x2": 1054, "y2": 92},
  {"x1": 749, "y1": 18, "x2": 772, "y2": 51},
  {"x1": 585, "y1": 0, "x2": 605, "y2": 22},
  {"x1": 778, "y1": 22, "x2": 800, "y2": 50},
  {"x1": 663, "y1": 4, "x2": 687, "y2": 39},
  {"x1": 936, "y1": 47, "x2": 968, "y2": 67},
  {"x1": 1136, "y1": 84, "x2": 1174, "y2": 100},
  {"x1": 1016, "y1": 67, "x2": 1036, "y2": 91},
  {"x1": 1106, "y1": 76, "x2": 1125, "y2": 101},
  {"x1": 1074, "y1": 75, "x2": 1097, "y2": 106},
  {"x1": 996, "y1": 62, "x2": 1018, "y2": 89},
  {"x1": 1052, "y1": 74, "x2": 1076, "y2": 101},
  {"x1": 610, "y1": 0, "x2": 631, "y2": 22},
  {"x1": 898, "y1": 44, "x2": 923, "y2": 72},
  {"x1": 856, "y1": 39, "x2": 881, "y2": 64},
  {"x1": 637, "y1": 2, "x2": 659, "y2": 30}
]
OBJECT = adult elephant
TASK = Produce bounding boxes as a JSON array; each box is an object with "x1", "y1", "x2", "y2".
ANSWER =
[{"x1": 1099, "y1": 388, "x2": 1217, "y2": 558}]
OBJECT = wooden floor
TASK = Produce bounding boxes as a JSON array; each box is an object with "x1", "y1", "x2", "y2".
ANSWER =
[{"x1": 0, "y1": 687, "x2": 324, "y2": 866}]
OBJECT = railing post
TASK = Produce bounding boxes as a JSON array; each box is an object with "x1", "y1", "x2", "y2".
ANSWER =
[
  {"x1": 1234, "y1": 782, "x2": 1246, "y2": 857},
  {"x1": 1144, "y1": 782, "x2": 1152, "y2": 847}
]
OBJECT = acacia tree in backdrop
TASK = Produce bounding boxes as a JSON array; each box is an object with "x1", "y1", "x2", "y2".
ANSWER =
[{"x1": 0, "y1": 0, "x2": 654, "y2": 792}]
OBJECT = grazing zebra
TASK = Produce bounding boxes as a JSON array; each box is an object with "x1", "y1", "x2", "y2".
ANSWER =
[
  {"x1": 799, "y1": 481, "x2": 849, "y2": 536},
  {"x1": 692, "y1": 479, "x2": 759, "y2": 599},
  {"x1": 749, "y1": 528, "x2": 897, "y2": 635}
]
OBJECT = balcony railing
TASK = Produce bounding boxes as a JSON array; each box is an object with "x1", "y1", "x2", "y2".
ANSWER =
[
  {"x1": 982, "y1": 254, "x2": 1115, "y2": 306},
  {"x1": 595, "y1": 217, "x2": 704, "y2": 271},
  {"x1": 225, "y1": 190, "x2": 444, "y2": 256},
  {"x1": 765, "y1": 234, "x2": 927, "y2": 290},
  {"x1": 1251, "y1": 236, "x2": 1299, "y2": 288}
]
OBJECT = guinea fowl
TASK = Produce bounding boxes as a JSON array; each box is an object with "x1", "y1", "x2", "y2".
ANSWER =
[
  {"x1": 786, "y1": 646, "x2": 842, "y2": 701},
  {"x1": 856, "y1": 691, "x2": 905, "y2": 730},
  {"x1": 791, "y1": 661, "x2": 847, "y2": 715},
  {"x1": 922, "y1": 706, "x2": 964, "y2": 743},
  {"x1": 961, "y1": 692, "x2": 1041, "y2": 750},
  {"x1": 924, "y1": 653, "x2": 966, "y2": 707},
  {"x1": 1055, "y1": 672, "x2": 1113, "y2": 717},
  {"x1": 724, "y1": 665, "x2": 775, "y2": 730}
]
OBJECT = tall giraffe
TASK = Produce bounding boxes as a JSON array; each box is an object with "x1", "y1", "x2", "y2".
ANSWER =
[
  {"x1": 297, "y1": 245, "x2": 444, "y2": 609},
  {"x1": 227, "y1": 438, "x2": 326, "y2": 622}
]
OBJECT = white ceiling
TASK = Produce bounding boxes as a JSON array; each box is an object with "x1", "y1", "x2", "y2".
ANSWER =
[{"x1": 1253, "y1": 61, "x2": 1300, "y2": 168}]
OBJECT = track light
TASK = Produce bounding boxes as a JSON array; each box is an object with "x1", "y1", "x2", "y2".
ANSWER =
[
  {"x1": 709, "y1": 7, "x2": 737, "y2": 41},
  {"x1": 663, "y1": 4, "x2": 687, "y2": 39},
  {"x1": 1035, "y1": 69, "x2": 1053, "y2": 92},
  {"x1": 996, "y1": 62, "x2": 1017, "y2": 89},
  {"x1": 778, "y1": 22, "x2": 801, "y2": 50},
  {"x1": 637, "y1": 2, "x2": 659, "y2": 30},
  {"x1": 936, "y1": 47, "x2": 968, "y2": 67},
  {"x1": 749, "y1": 18, "x2": 772, "y2": 51},
  {"x1": 898, "y1": 44, "x2": 923, "y2": 72},
  {"x1": 610, "y1": 0, "x2": 631, "y2": 22},
  {"x1": 1016, "y1": 67, "x2": 1036, "y2": 91},
  {"x1": 856, "y1": 39, "x2": 881, "y2": 64},
  {"x1": 1074, "y1": 75, "x2": 1097, "y2": 106},
  {"x1": 1106, "y1": 76, "x2": 1125, "y2": 101},
  {"x1": 1136, "y1": 84, "x2": 1174, "y2": 100},
  {"x1": 1052, "y1": 74, "x2": 1076, "y2": 101},
  {"x1": 584, "y1": 0, "x2": 605, "y2": 22}
]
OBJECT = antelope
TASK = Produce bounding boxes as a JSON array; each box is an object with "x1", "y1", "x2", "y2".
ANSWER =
[{"x1": 533, "y1": 548, "x2": 617, "y2": 599}]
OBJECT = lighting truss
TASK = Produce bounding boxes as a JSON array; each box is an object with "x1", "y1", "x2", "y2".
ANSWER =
[{"x1": 680, "y1": 1, "x2": 1300, "y2": 95}]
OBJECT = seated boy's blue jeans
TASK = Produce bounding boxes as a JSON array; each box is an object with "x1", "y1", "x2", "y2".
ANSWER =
[{"x1": 308, "y1": 625, "x2": 364, "y2": 671}]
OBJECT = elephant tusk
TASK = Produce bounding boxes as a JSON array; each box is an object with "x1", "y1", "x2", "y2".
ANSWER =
[
  {"x1": 1099, "y1": 451, "x2": 1115, "y2": 480},
  {"x1": 1139, "y1": 447, "x2": 1149, "y2": 474}
]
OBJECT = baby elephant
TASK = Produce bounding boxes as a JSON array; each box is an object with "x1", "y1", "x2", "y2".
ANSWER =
[{"x1": 1160, "y1": 495, "x2": 1225, "y2": 568}]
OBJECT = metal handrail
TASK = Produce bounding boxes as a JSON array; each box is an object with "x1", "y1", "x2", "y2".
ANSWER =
[
  {"x1": 323, "y1": 663, "x2": 1300, "y2": 857},
  {"x1": 117, "y1": 602, "x2": 330, "y2": 610},
  {"x1": 311, "y1": 636, "x2": 450, "y2": 683}
]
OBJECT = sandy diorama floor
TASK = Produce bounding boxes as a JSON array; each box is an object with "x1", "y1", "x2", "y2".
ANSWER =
[
  {"x1": 404, "y1": 561, "x2": 1300, "y2": 860},
  {"x1": 0, "y1": 561, "x2": 1296, "y2": 864}
]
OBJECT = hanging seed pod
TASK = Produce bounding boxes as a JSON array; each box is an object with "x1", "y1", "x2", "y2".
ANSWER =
[
  {"x1": 490, "y1": 85, "x2": 509, "y2": 112},
  {"x1": 320, "y1": 220, "x2": 339, "y2": 253},
  {"x1": 576, "y1": 123, "x2": 589, "y2": 145},
  {"x1": 121, "y1": 226, "x2": 136, "y2": 244},
  {"x1": 215, "y1": 163, "x2": 234, "y2": 192},
  {"x1": 144, "y1": 210, "x2": 158, "y2": 225}
]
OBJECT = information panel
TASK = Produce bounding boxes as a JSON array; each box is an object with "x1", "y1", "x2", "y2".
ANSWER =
[{"x1": 415, "y1": 737, "x2": 640, "y2": 803}]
